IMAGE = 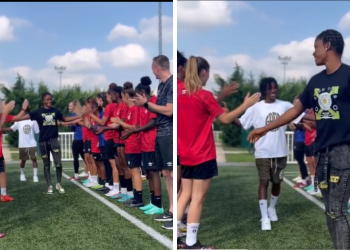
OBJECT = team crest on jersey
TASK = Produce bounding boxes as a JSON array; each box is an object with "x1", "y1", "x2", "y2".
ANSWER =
[{"x1": 128, "y1": 112, "x2": 131, "y2": 120}]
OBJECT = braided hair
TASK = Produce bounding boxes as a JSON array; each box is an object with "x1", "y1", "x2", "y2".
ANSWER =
[{"x1": 316, "y1": 29, "x2": 345, "y2": 56}]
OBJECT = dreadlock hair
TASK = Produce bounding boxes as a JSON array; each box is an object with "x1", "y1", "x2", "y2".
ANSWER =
[
  {"x1": 135, "y1": 76, "x2": 152, "y2": 96},
  {"x1": 184, "y1": 56, "x2": 210, "y2": 94},
  {"x1": 259, "y1": 77, "x2": 278, "y2": 99},
  {"x1": 177, "y1": 50, "x2": 187, "y2": 68},
  {"x1": 316, "y1": 29, "x2": 345, "y2": 57}
]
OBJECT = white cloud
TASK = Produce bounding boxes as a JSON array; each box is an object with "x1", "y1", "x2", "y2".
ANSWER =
[
  {"x1": 107, "y1": 15, "x2": 173, "y2": 43},
  {"x1": 0, "y1": 16, "x2": 31, "y2": 42},
  {"x1": 100, "y1": 43, "x2": 148, "y2": 68},
  {"x1": 203, "y1": 36, "x2": 350, "y2": 91},
  {"x1": 339, "y1": 11, "x2": 350, "y2": 29},
  {"x1": 177, "y1": 1, "x2": 251, "y2": 31}
]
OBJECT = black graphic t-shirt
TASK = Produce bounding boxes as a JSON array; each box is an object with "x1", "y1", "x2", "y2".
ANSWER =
[
  {"x1": 156, "y1": 75, "x2": 173, "y2": 137},
  {"x1": 29, "y1": 107, "x2": 64, "y2": 142},
  {"x1": 299, "y1": 63, "x2": 350, "y2": 152}
]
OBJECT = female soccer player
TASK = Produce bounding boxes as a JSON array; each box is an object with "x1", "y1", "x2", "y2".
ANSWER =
[{"x1": 177, "y1": 56, "x2": 260, "y2": 249}]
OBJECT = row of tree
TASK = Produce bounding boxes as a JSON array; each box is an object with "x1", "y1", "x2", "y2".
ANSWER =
[
  {"x1": 2, "y1": 75, "x2": 100, "y2": 147},
  {"x1": 214, "y1": 64, "x2": 308, "y2": 148}
]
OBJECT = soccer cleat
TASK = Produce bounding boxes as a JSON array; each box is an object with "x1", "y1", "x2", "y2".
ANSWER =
[
  {"x1": 267, "y1": 207, "x2": 278, "y2": 222},
  {"x1": 69, "y1": 176, "x2": 79, "y2": 181},
  {"x1": 178, "y1": 239, "x2": 214, "y2": 249},
  {"x1": 92, "y1": 184, "x2": 103, "y2": 190},
  {"x1": 293, "y1": 182, "x2": 307, "y2": 188},
  {"x1": 293, "y1": 176, "x2": 301, "y2": 182},
  {"x1": 261, "y1": 217, "x2": 271, "y2": 231},
  {"x1": 111, "y1": 193, "x2": 125, "y2": 199},
  {"x1": 0, "y1": 232, "x2": 5, "y2": 238},
  {"x1": 56, "y1": 184, "x2": 65, "y2": 194},
  {"x1": 105, "y1": 190, "x2": 119, "y2": 197},
  {"x1": 20, "y1": 174, "x2": 26, "y2": 181},
  {"x1": 85, "y1": 181, "x2": 98, "y2": 188},
  {"x1": 304, "y1": 184, "x2": 313, "y2": 191},
  {"x1": 154, "y1": 211, "x2": 173, "y2": 222},
  {"x1": 47, "y1": 186, "x2": 53, "y2": 195},
  {"x1": 309, "y1": 189, "x2": 321, "y2": 196},
  {"x1": 162, "y1": 220, "x2": 173, "y2": 230},
  {"x1": 118, "y1": 195, "x2": 133, "y2": 203},
  {"x1": 125, "y1": 200, "x2": 144, "y2": 208},
  {"x1": 144, "y1": 206, "x2": 164, "y2": 215},
  {"x1": 1, "y1": 195, "x2": 14, "y2": 203},
  {"x1": 33, "y1": 176, "x2": 39, "y2": 183},
  {"x1": 78, "y1": 172, "x2": 88, "y2": 177},
  {"x1": 140, "y1": 203, "x2": 154, "y2": 211}
]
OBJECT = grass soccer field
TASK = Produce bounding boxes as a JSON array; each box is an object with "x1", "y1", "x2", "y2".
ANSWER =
[
  {"x1": 0, "y1": 162, "x2": 172, "y2": 250},
  {"x1": 198, "y1": 164, "x2": 334, "y2": 249}
]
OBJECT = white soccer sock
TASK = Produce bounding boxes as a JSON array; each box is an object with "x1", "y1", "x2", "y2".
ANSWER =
[
  {"x1": 33, "y1": 168, "x2": 37, "y2": 177},
  {"x1": 74, "y1": 173, "x2": 78, "y2": 178},
  {"x1": 177, "y1": 221, "x2": 181, "y2": 238},
  {"x1": 113, "y1": 182, "x2": 120, "y2": 191},
  {"x1": 1, "y1": 188, "x2": 6, "y2": 196},
  {"x1": 121, "y1": 188, "x2": 127, "y2": 194},
  {"x1": 269, "y1": 195, "x2": 278, "y2": 209},
  {"x1": 186, "y1": 223, "x2": 199, "y2": 246},
  {"x1": 259, "y1": 200, "x2": 268, "y2": 219},
  {"x1": 311, "y1": 175, "x2": 315, "y2": 186},
  {"x1": 127, "y1": 191, "x2": 133, "y2": 197},
  {"x1": 20, "y1": 168, "x2": 25, "y2": 175}
]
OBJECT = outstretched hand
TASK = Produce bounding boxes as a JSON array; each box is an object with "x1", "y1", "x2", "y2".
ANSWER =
[
  {"x1": 217, "y1": 82, "x2": 240, "y2": 101},
  {"x1": 243, "y1": 92, "x2": 261, "y2": 108},
  {"x1": 4, "y1": 101, "x2": 15, "y2": 114},
  {"x1": 22, "y1": 99, "x2": 29, "y2": 111},
  {"x1": 247, "y1": 128, "x2": 267, "y2": 143}
]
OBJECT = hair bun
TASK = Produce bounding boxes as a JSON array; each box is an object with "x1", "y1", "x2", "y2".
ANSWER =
[
  {"x1": 123, "y1": 82, "x2": 133, "y2": 90},
  {"x1": 140, "y1": 76, "x2": 152, "y2": 86}
]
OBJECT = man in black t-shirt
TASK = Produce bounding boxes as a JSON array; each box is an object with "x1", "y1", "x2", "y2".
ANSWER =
[
  {"x1": 248, "y1": 29, "x2": 350, "y2": 249},
  {"x1": 11, "y1": 92, "x2": 82, "y2": 195},
  {"x1": 131, "y1": 55, "x2": 173, "y2": 230}
]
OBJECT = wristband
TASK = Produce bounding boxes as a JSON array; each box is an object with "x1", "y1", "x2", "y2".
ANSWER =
[{"x1": 144, "y1": 102, "x2": 149, "y2": 109}]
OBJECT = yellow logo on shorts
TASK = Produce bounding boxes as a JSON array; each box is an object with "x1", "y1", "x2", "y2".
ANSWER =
[{"x1": 330, "y1": 175, "x2": 340, "y2": 183}]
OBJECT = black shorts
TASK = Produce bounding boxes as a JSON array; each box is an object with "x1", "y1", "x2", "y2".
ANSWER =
[
  {"x1": 99, "y1": 146, "x2": 108, "y2": 160},
  {"x1": 92, "y1": 153, "x2": 103, "y2": 162},
  {"x1": 181, "y1": 159, "x2": 218, "y2": 180},
  {"x1": 104, "y1": 139, "x2": 116, "y2": 159},
  {"x1": 84, "y1": 140, "x2": 91, "y2": 154},
  {"x1": 117, "y1": 143, "x2": 125, "y2": 148},
  {"x1": 305, "y1": 143, "x2": 315, "y2": 157},
  {"x1": 142, "y1": 151, "x2": 158, "y2": 171},
  {"x1": 0, "y1": 157, "x2": 5, "y2": 173},
  {"x1": 155, "y1": 136, "x2": 173, "y2": 170},
  {"x1": 177, "y1": 155, "x2": 180, "y2": 166},
  {"x1": 126, "y1": 153, "x2": 142, "y2": 168}
]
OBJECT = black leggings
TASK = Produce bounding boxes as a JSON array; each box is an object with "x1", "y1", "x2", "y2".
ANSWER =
[
  {"x1": 294, "y1": 142, "x2": 308, "y2": 179},
  {"x1": 72, "y1": 140, "x2": 84, "y2": 174}
]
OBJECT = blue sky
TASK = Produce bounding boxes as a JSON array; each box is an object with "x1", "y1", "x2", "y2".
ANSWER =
[
  {"x1": 0, "y1": 2, "x2": 173, "y2": 91},
  {"x1": 177, "y1": 1, "x2": 350, "y2": 91}
]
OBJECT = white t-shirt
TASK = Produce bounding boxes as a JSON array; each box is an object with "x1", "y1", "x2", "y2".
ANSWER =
[
  {"x1": 239, "y1": 99, "x2": 303, "y2": 159},
  {"x1": 11, "y1": 120, "x2": 40, "y2": 148}
]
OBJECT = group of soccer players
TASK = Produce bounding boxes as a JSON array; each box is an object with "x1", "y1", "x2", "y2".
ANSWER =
[{"x1": 0, "y1": 55, "x2": 173, "y2": 238}]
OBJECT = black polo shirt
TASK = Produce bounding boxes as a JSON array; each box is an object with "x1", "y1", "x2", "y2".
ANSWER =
[{"x1": 156, "y1": 75, "x2": 173, "y2": 137}]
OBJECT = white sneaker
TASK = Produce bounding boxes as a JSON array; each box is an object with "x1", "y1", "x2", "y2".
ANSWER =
[
  {"x1": 261, "y1": 217, "x2": 271, "y2": 231},
  {"x1": 293, "y1": 176, "x2": 301, "y2": 182},
  {"x1": 105, "y1": 190, "x2": 119, "y2": 197},
  {"x1": 267, "y1": 207, "x2": 278, "y2": 222},
  {"x1": 85, "y1": 181, "x2": 97, "y2": 188},
  {"x1": 20, "y1": 174, "x2": 26, "y2": 181},
  {"x1": 78, "y1": 172, "x2": 88, "y2": 177},
  {"x1": 309, "y1": 189, "x2": 321, "y2": 195},
  {"x1": 33, "y1": 176, "x2": 39, "y2": 183}
]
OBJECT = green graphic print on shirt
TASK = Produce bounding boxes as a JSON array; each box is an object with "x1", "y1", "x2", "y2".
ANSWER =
[
  {"x1": 313, "y1": 86, "x2": 340, "y2": 120},
  {"x1": 41, "y1": 113, "x2": 57, "y2": 126}
]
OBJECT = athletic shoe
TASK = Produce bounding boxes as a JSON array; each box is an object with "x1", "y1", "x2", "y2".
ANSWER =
[
  {"x1": 105, "y1": 190, "x2": 119, "y2": 197},
  {"x1": 85, "y1": 181, "x2": 98, "y2": 188},
  {"x1": 293, "y1": 182, "x2": 308, "y2": 188},
  {"x1": 293, "y1": 176, "x2": 301, "y2": 182},
  {"x1": 309, "y1": 189, "x2": 321, "y2": 196},
  {"x1": 125, "y1": 198, "x2": 135, "y2": 205},
  {"x1": 267, "y1": 207, "x2": 278, "y2": 222},
  {"x1": 144, "y1": 206, "x2": 164, "y2": 215},
  {"x1": 154, "y1": 211, "x2": 173, "y2": 222},
  {"x1": 92, "y1": 184, "x2": 103, "y2": 190},
  {"x1": 81, "y1": 179, "x2": 90, "y2": 185},
  {"x1": 33, "y1": 176, "x2": 39, "y2": 183},
  {"x1": 141, "y1": 175, "x2": 147, "y2": 181},
  {"x1": 20, "y1": 174, "x2": 26, "y2": 181},
  {"x1": 125, "y1": 200, "x2": 144, "y2": 208},
  {"x1": 69, "y1": 177, "x2": 79, "y2": 181},
  {"x1": 178, "y1": 239, "x2": 214, "y2": 249},
  {"x1": 118, "y1": 195, "x2": 133, "y2": 203},
  {"x1": 56, "y1": 184, "x2": 65, "y2": 194},
  {"x1": 304, "y1": 184, "x2": 313, "y2": 191},
  {"x1": 348, "y1": 203, "x2": 350, "y2": 213},
  {"x1": 1, "y1": 195, "x2": 14, "y2": 203},
  {"x1": 140, "y1": 203, "x2": 154, "y2": 211},
  {"x1": 261, "y1": 217, "x2": 271, "y2": 231},
  {"x1": 111, "y1": 193, "x2": 125, "y2": 199},
  {"x1": 78, "y1": 172, "x2": 88, "y2": 177},
  {"x1": 179, "y1": 222, "x2": 187, "y2": 233},
  {"x1": 162, "y1": 220, "x2": 173, "y2": 230},
  {"x1": 0, "y1": 232, "x2": 5, "y2": 238},
  {"x1": 47, "y1": 186, "x2": 53, "y2": 195}
]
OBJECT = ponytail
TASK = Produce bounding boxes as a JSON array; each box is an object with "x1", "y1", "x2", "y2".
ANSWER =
[{"x1": 184, "y1": 56, "x2": 202, "y2": 94}]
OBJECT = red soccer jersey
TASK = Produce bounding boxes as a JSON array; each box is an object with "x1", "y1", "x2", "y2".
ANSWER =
[
  {"x1": 104, "y1": 103, "x2": 117, "y2": 140},
  {"x1": 118, "y1": 102, "x2": 129, "y2": 144},
  {"x1": 125, "y1": 105, "x2": 141, "y2": 154},
  {"x1": 305, "y1": 110, "x2": 316, "y2": 146},
  {"x1": 177, "y1": 79, "x2": 185, "y2": 156},
  {"x1": 177, "y1": 87, "x2": 224, "y2": 166},
  {"x1": 90, "y1": 119, "x2": 100, "y2": 153},
  {"x1": 140, "y1": 96, "x2": 157, "y2": 152},
  {"x1": 113, "y1": 103, "x2": 122, "y2": 143},
  {"x1": 0, "y1": 115, "x2": 14, "y2": 158}
]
